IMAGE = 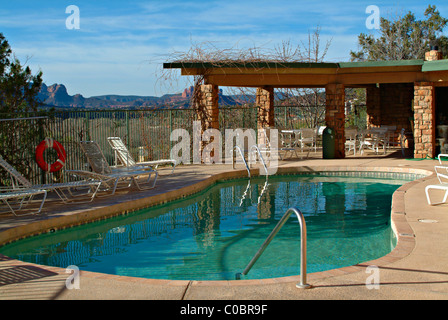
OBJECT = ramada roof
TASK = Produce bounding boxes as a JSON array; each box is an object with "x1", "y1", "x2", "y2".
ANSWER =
[{"x1": 163, "y1": 59, "x2": 448, "y2": 88}]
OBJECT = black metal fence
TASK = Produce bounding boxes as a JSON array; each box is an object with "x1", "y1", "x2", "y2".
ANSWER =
[{"x1": 0, "y1": 105, "x2": 365, "y2": 186}]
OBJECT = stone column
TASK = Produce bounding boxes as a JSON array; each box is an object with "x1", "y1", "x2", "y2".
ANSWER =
[
  {"x1": 256, "y1": 86, "x2": 275, "y2": 128},
  {"x1": 196, "y1": 84, "x2": 219, "y2": 130},
  {"x1": 256, "y1": 86, "x2": 275, "y2": 145},
  {"x1": 325, "y1": 83, "x2": 346, "y2": 158},
  {"x1": 413, "y1": 82, "x2": 436, "y2": 159},
  {"x1": 195, "y1": 84, "x2": 220, "y2": 163}
]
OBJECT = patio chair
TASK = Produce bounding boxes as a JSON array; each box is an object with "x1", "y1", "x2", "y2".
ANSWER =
[
  {"x1": 358, "y1": 128, "x2": 387, "y2": 155},
  {"x1": 437, "y1": 153, "x2": 448, "y2": 164},
  {"x1": 78, "y1": 141, "x2": 158, "y2": 194},
  {"x1": 296, "y1": 128, "x2": 317, "y2": 153},
  {"x1": 107, "y1": 137, "x2": 177, "y2": 174},
  {"x1": 1, "y1": 188, "x2": 47, "y2": 216},
  {"x1": 381, "y1": 126, "x2": 406, "y2": 155},
  {"x1": 345, "y1": 128, "x2": 358, "y2": 155},
  {"x1": 425, "y1": 165, "x2": 448, "y2": 205},
  {"x1": 0, "y1": 154, "x2": 103, "y2": 204},
  {"x1": 260, "y1": 128, "x2": 298, "y2": 160}
]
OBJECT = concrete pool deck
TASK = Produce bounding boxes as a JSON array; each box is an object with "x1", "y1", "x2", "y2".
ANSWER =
[{"x1": 1, "y1": 151, "x2": 447, "y2": 300}]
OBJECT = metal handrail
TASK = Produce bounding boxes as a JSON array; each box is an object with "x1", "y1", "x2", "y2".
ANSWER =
[
  {"x1": 235, "y1": 207, "x2": 311, "y2": 289},
  {"x1": 249, "y1": 145, "x2": 268, "y2": 175},
  {"x1": 232, "y1": 146, "x2": 251, "y2": 177}
]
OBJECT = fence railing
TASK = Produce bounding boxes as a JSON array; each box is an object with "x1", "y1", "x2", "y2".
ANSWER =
[{"x1": 0, "y1": 105, "x2": 365, "y2": 186}]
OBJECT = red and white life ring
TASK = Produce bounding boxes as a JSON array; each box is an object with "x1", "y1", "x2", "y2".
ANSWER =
[{"x1": 35, "y1": 138, "x2": 67, "y2": 172}]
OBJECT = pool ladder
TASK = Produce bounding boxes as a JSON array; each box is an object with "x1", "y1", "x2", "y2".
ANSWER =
[
  {"x1": 232, "y1": 145, "x2": 269, "y2": 177},
  {"x1": 235, "y1": 207, "x2": 312, "y2": 289},
  {"x1": 233, "y1": 146, "x2": 251, "y2": 177}
]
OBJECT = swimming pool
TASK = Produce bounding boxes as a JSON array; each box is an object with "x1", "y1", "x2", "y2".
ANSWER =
[{"x1": 0, "y1": 173, "x2": 415, "y2": 281}]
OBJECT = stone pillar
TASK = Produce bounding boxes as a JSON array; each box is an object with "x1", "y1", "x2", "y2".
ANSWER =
[
  {"x1": 256, "y1": 86, "x2": 275, "y2": 145},
  {"x1": 256, "y1": 86, "x2": 275, "y2": 129},
  {"x1": 325, "y1": 83, "x2": 346, "y2": 158},
  {"x1": 366, "y1": 86, "x2": 381, "y2": 127},
  {"x1": 195, "y1": 84, "x2": 220, "y2": 163},
  {"x1": 425, "y1": 49, "x2": 443, "y2": 61},
  {"x1": 413, "y1": 82, "x2": 436, "y2": 159},
  {"x1": 196, "y1": 84, "x2": 219, "y2": 130}
]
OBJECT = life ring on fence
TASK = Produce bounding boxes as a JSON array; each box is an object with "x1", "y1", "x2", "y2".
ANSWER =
[{"x1": 35, "y1": 138, "x2": 67, "y2": 172}]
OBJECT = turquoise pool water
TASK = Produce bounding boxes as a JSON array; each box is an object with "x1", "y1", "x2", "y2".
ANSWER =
[{"x1": 0, "y1": 173, "x2": 414, "y2": 281}]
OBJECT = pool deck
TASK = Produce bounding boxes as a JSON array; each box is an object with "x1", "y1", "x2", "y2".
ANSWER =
[{"x1": 1, "y1": 151, "x2": 448, "y2": 300}]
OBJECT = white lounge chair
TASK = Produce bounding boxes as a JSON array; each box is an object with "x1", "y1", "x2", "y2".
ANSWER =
[
  {"x1": 438, "y1": 153, "x2": 448, "y2": 164},
  {"x1": 78, "y1": 141, "x2": 158, "y2": 194},
  {"x1": 107, "y1": 137, "x2": 177, "y2": 174},
  {"x1": 1, "y1": 188, "x2": 47, "y2": 216},
  {"x1": 425, "y1": 165, "x2": 448, "y2": 205},
  {"x1": 0, "y1": 154, "x2": 103, "y2": 204}
]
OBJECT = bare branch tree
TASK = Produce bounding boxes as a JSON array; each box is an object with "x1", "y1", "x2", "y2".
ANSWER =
[
  {"x1": 274, "y1": 26, "x2": 332, "y2": 128},
  {"x1": 156, "y1": 26, "x2": 332, "y2": 129}
]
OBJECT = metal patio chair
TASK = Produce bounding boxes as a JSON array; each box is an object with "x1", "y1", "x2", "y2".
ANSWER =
[
  {"x1": 261, "y1": 128, "x2": 298, "y2": 160},
  {"x1": 0, "y1": 154, "x2": 103, "y2": 204},
  {"x1": 107, "y1": 137, "x2": 176, "y2": 174},
  {"x1": 0, "y1": 188, "x2": 47, "y2": 216},
  {"x1": 296, "y1": 128, "x2": 318, "y2": 153},
  {"x1": 425, "y1": 165, "x2": 448, "y2": 205},
  {"x1": 345, "y1": 128, "x2": 358, "y2": 155},
  {"x1": 77, "y1": 141, "x2": 158, "y2": 194}
]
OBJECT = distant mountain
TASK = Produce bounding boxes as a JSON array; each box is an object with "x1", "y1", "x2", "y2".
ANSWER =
[{"x1": 38, "y1": 84, "x2": 247, "y2": 109}]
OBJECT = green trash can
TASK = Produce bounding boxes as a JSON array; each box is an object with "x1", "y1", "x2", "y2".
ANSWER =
[{"x1": 322, "y1": 127, "x2": 335, "y2": 159}]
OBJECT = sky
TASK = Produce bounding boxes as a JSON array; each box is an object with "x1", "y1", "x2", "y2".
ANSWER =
[{"x1": 1, "y1": 0, "x2": 448, "y2": 98}]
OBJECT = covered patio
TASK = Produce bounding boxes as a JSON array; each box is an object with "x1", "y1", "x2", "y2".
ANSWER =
[{"x1": 164, "y1": 48, "x2": 448, "y2": 159}]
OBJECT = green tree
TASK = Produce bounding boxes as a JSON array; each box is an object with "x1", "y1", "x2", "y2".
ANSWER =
[
  {"x1": 351, "y1": 5, "x2": 448, "y2": 61},
  {"x1": 0, "y1": 33, "x2": 47, "y2": 184},
  {"x1": 0, "y1": 33, "x2": 43, "y2": 113}
]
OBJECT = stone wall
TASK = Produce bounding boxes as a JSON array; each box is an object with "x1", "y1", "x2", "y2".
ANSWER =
[
  {"x1": 367, "y1": 84, "x2": 413, "y2": 130},
  {"x1": 366, "y1": 83, "x2": 414, "y2": 152},
  {"x1": 366, "y1": 86, "x2": 381, "y2": 127},
  {"x1": 381, "y1": 84, "x2": 414, "y2": 134}
]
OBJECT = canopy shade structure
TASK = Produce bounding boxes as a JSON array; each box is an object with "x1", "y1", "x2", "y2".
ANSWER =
[
  {"x1": 164, "y1": 49, "x2": 448, "y2": 160},
  {"x1": 163, "y1": 59, "x2": 448, "y2": 88}
]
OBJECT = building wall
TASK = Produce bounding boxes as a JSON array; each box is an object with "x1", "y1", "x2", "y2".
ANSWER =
[
  {"x1": 367, "y1": 83, "x2": 413, "y2": 132},
  {"x1": 380, "y1": 83, "x2": 414, "y2": 131},
  {"x1": 366, "y1": 83, "x2": 414, "y2": 153}
]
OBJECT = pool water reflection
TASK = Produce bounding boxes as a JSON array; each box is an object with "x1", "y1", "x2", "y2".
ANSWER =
[{"x1": 0, "y1": 173, "x2": 411, "y2": 280}]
